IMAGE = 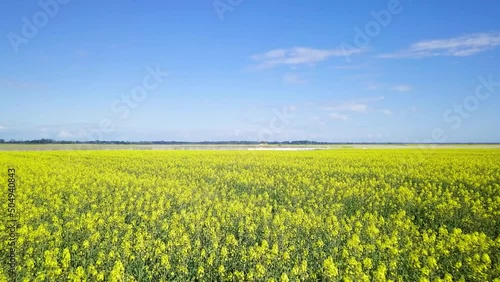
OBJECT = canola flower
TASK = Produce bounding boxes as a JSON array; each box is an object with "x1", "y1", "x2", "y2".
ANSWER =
[{"x1": 0, "y1": 149, "x2": 499, "y2": 281}]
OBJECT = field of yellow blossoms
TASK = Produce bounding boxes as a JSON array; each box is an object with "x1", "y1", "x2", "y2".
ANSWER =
[{"x1": 1, "y1": 149, "x2": 500, "y2": 281}]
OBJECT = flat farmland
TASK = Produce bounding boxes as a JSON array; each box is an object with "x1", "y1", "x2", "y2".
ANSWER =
[{"x1": 1, "y1": 149, "x2": 499, "y2": 281}]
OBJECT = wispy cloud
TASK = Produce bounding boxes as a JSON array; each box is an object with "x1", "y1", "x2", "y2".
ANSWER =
[
  {"x1": 391, "y1": 84, "x2": 413, "y2": 92},
  {"x1": 365, "y1": 84, "x2": 380, "y2": 91},
  {"x1": 0, "y1": 78, "x2": 49, "y2": 90},
  {"x1": 323, "y1": 96, "x2": 384, "y2": 113},
  {"x1": 325, "y1": 103, "x2": 368, "y2": 113},
  {"x1": 75, "y1": 49, "x2": 89, "y2": 57},
  {"x1": 283, "y1": 73, "x2": 306, "y2": 84},
  {"x1": 329, "y1": 113, "x2": 349, "y2": 121},
  {"x1": 379, "y1": 32, "x2": 500, "y2": 58},
  {"x1": 310, "y1": 116, "x2": 326, "y2": 125},
  {"x1": 251, "y1": 47, "x2": 364, "y2": 69},
  {"x1": 0, "y1": 125, "x2": 6, "y2": 130},
  {"x1": 323, "y1": 96, "x2": 384, "y2": 121},
  {"x1": 57, "y1": 130, "x2": 76, "y2": 138},
  {"x1": 333, "y1": 64, "x2": 366, "y2": 70},
  {"x1": 380, "y1": 109, "x2": 393, "y2": 116}
]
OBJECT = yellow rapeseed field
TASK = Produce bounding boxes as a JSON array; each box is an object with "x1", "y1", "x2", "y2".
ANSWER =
[{"x1": 1, "y1": 149, "x2": 499, "y2": 281}]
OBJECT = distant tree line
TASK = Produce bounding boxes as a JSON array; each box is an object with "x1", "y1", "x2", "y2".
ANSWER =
[
  {"x1": 0, "y1": 139, "x2": 494, "y2": 145},
  {"x1": 0, "y1": 139, "x2": 334, "y2": 145},
  {"x1": 0, "y1": 139, "x2": 360, "y2": 145}
]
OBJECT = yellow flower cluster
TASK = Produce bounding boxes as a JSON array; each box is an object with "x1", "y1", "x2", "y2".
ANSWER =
[{"x1": 0, "y1": 149, "x2": 499, "y2": 281}]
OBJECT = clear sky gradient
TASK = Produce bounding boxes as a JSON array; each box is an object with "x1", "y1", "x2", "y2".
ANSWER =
[{"x1": 1, "y1": 0, "x2": 499, "y2": 142}]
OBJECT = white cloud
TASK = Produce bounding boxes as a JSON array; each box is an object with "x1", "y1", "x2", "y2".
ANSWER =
[
  {"x1": 56, "y1": 128, "x2": 91, "y2": 139},
  {"x1": 329, "y1": 113, "x2": 349, "y2": 120},
  {"x1": 356, "y1": 96, "x2": 385, "y2": 103},
  {"x1": 75, "y1": 49, "x2": 89, "y2": 57},
  {"x1": 334, "y1": 64, "x2": 366, "y2": 70},
  {"x1": 391, "y1": 84, "x2": 413, "y2": 92},
  {"x1": 365, "y1": 84, "x2": 380, "y2": 91},
  {"x1": 323, "y1": 96, "x2": 386, "y2": 122},
  {"x1": 0, "y1": 125, "x2": 6, "y2": 130},
  {"x1": 57, "y1": 130, "x2": 76, "y2": 138},
  {"x1": 310, "y1": 116, "x2": 326, "y2": 125},
  {"x1": 380, "y1": 109, "x2": 393, "y2": 116},
  {"x1": 326, "y1": 103, "x2": 368, "y2": 113},
  {"x1": 251, "y1": 47, "x2": 364, "y2": 69},
  {"x1": 379, "y1": 32, "x2": 500, "y2": 58},
  {"x1": 283, "y1": 73, "x2": 306, "y2": 84},
  {"x1": 323, "y1": 96, "x2": 384, "y2": 113},
  {"x1": 0, "y1": 78, "x2": 49, "y2": 90}
]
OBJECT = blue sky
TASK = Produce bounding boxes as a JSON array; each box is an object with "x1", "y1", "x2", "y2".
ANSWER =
[{"x1": 1, "y1": 0, "x2": 499, "y2": 142}]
